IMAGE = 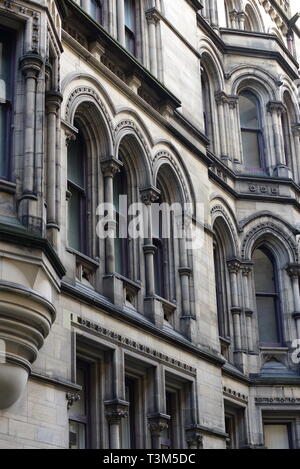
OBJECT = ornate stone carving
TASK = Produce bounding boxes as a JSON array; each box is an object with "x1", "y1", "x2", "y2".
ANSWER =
[
  {"x1": 66, "y1": 392, "x2": 80, "y2": 410},
  {"x1": 19, "y1": 52, "x2": 43, "y2": 79},
  {"x1": 140, "y1": 185, "x2": 160, "y2": 205},
  {"x1": 76, "y1": 316, "x2": 197, "y2": 374},
  {"x1": 104, "y1": 400, "x2": 129, "y2": 424},
  {"x1": 227, "y1": 258, "x2": 241, "y2": 274},
  {"x1": 287, "y1": 263, "x2": 300, "y2": 279},
  {"x1": 148, "y1": 413, "x2": 170, "y2": 436},
  {"x1": 101, "y1": 157, "x2": 123, "y2": 178},
  {"x1": 185, "y1": 426, "x2": 204, "y2": 449},
  {"x1": 267, "y1": 101, "x2": 286, "y2": 115}
]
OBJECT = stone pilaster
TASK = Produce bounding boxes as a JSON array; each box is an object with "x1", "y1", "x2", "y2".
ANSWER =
[
  {"x1": 267, "y1": 101, "x2": 289, "y2": 177},
  {"x1": 146, "y1": 8, "x2": 160, "y2": 77}
]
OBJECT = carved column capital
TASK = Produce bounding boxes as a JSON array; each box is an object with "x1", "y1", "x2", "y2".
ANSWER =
[
  {"x1": 227, "y1": 258, "x2": 241, "y2": 274},
  {"x1": 46, "y1": 90, "x2": 63, "y2": 114},
  {"x1": 104, "y1": 399, "x2": 129, "y2": 425},
  {"x1": 140, "y1": 185, "x2": 161, "y2": 205},
  {"x1": 267, "y1": 101, "x2": 286, "y2": 115},
  {"x1": 229, "y1": 9, "x2": 238, "y2": 20},
  {"x1": 185, "y1": 425, "x2": 204, "y2": 449},
  {"x1": 215, "y1": 91, "x2": 228, "y2": 105},
  {"x1": 227, "y1": 95, "x2": 239, "y2": 109},
  {"x1": 101, "y1": 157, "x2": 123, "y2": 178},
  {"x1": 145, "y1": 7, "x2": 160, "y2": 25},
  {"x1": 147, "y1": 413, "x2": 170, "y2": 437},
  {"x1": 20, "y1": 52, "x2": 44, "y2": 79},
  {"x1": 287, "y1": 263, "x2": 300, "y2": 279}
]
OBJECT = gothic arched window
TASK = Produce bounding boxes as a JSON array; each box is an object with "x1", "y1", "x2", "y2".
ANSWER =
[
  {"x1": 239, "y1": 90, "x2": 263, "y2": 173},
  {"x1": 253, "y1": 247, "x2": 282, "y2": 346}
]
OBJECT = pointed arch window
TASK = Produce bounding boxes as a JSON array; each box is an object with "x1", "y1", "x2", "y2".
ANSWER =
[
  {"x1": 253, "y1": 247, "x2": 282, "y2": 346},
  {"x1": 239, "y1": 90, "x2": 264, "y2": 173},
  {"x1": 67, "y1": 126, "x2": 88, "y2": 253}
]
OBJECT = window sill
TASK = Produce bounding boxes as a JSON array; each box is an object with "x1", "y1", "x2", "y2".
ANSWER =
[
  {"x1": 66, "y1": 247, "x2": 100, "y2": 268},
  {"x1": 0, "y1": 179, "x2": 16, "y2": 194},
  {"x1": 259, "y1": 346, "x2": 289, "y2": 354}
]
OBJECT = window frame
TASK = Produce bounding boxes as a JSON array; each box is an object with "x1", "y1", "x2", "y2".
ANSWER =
[
  {"x1": 253, "y1": 246, "x2": 284, "y2": 347},
  {"x1": 0, "y1": 28, "x2": 15, "y2": 181},
  {"x1": 67, "y1": 126, "x2": 88, "y2": 255},
  {"x1": 239, "y1": 90, "x2": 265, "y2": 174}
]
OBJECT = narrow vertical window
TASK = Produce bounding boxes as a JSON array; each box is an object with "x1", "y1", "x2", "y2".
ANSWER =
[
  {"x1": 264, "y1": 423, "x2": 291, "y2": 449},
  {"x1": 67, "y1": 127, "x2": 87, "y2": 253},
  {"x1": 114, "y1": 166, "x2": 128, "y2": 277},
  {"x1": 153, "y1": 209, "x2": 166, "y2": 298},
  {"x1": 253, "y1": 247, "x2": 281, "y2": 346},
  {"x1": 69, "y1": 362, "x2": 90, "y2": 449},
  {"x1": 0, "y1": 30, "x2": 13, "y2": 179},
  {"x1": 124, "y1": 0, "x2": 136, "y2": 55},
  {"x1": 239, "y1": 91, "x2": 263, "y2": 173}
]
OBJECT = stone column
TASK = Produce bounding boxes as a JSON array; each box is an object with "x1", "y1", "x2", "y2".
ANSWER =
[
  {"x1": 140, "y1": 186, "x2": 160, "y2": 297},
  {"x1": 101, "y1": 158, "x2": 123, "y2": 274},
  {"x1": 229, "y1": 10, "x2": 238, "y2": 28},
  {"x1": 267, "y1": 101, "x2": 288, "y2": 176},
  {"x1": 228, "y1": 259, "x2": 242, "y2": 351},
  {"x1": 287, "y1": 264, "x2": 300, "y2": 339},
  {"x1": 45, "y1": 91, "x2": 63, "y2": 243},
  {"x1": 228, "y1": 95, "x2": 240, "y2": 164},
  {"x1": 215, "y1": 92, "x2": 229, "y2": 162},
  {"x1": 210, "y1": 0, "x2": 219, "y2": 29},
  {"x1": 146, "y1": 9, "x2": 160, "y2": 77},
  {"x1": 238, "y1": 12, "x2": 246, "y2": 30},
  {"x1": 105, "y1": 400, "x2": 129, "y2": 449},
  {"x1": 19, "y1": 53, "x2": 44, "y2": 197},
  {"x1": 242, "y1": 263, "x2": 254, "y2": 352},
  {"x1": 291, "y1": 124, "x2": 300, "y2": 184},
  {"x1": 117, "y1": 0, "x2": 126, "y2": 47}
]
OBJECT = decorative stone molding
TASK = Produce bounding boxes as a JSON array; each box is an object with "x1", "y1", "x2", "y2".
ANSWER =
[
  {"x1": 104, "y1": 399, "x2": 129, "y2": 424},
  {"x1": 65, "y1": 86, "x2": 114, "y2": 137},
  {"x1": 114, "y1": 120, "x2": 152, "y2": 162},
  {"x1": 241, "y1": 263, "x2": 253, "y2": 276},
  {"x1": 223, "y1": 386, "x2": 248, "y2": 403},
  {"x1": 66, "y1": 392, "x2": 80, "y2": 410},
  {"x1": 76, "y1": 316, "x2": 197, "y2": 375},
  {"x1": 148, "y1": 413, "x2": 170, "y2": 436}
]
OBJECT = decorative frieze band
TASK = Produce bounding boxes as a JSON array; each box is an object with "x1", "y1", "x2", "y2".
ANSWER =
[{"x1": 75, "y1": 316, "x2": 197, "y2": 375}]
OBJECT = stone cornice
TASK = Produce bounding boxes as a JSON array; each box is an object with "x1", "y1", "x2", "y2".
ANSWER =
[{"x1": 62, "y1": 282, "x2": 225, "y2": 368}]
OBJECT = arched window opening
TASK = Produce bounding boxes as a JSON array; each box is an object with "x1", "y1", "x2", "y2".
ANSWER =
[
  {"x1": 114, "y1": 158, "x2": 129, "y2": 278},
  {"x1": 0, "y1": 29, "x2": 14, "y2": 179},
  {"x1": 153, "y1": 186, "x2": 168, "y2": 300},
  {"x1": 253, "y1": 247, "x2": 282, "y2": 346},
  {"x1": 67, "y1": 125, "x2": 88, "y2": 254},
  {"x1": 239, "y1": 90, "x2": 263, "y2": 173},
  {"x1": 213, "y1": 241, "x2": 229, "y2": 340}
]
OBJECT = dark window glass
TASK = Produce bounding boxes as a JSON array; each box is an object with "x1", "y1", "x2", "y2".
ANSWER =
[
  {"x1": 239, "y1": 91, "x2": 263, "y2": 172},
  {"x1": 121, "y1": 378, "x2": 136, "y2": 448},
  {"x1": 69, "y1": 362, "x2": 90, "y2": 449},
  {"x1": 124, "y1": 0, "x2": 136, "y2": 55},
  {"x1": 114, "y1": 167, "x2": 129, "y2": 277},
  {"x1": 0, "y1": 30, "x2": 14, "y2": 179},
  {"x1": 253, "y1": 248, "x2": 281, "y2": 345},
  {"x1": 67, "y1": 129, "x2": 87, "y2": 253}
]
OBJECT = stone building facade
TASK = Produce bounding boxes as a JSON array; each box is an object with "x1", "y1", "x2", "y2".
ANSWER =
[{"x1": 0, "y1": 0, "x2": 300, "y2": 449}]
